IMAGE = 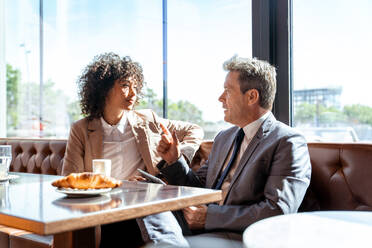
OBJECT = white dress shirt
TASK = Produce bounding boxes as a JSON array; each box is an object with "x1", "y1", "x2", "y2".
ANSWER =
[
  {"x1": 101, "y1": 113, "x2": 145, "y2": 180},
  {"x1": 220, "y1": 111, "x2": 271, "y2": 203}
]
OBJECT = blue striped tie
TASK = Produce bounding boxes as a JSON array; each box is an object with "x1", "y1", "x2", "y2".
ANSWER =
[{"x1": 214, "y1": 128, "x2": 245, "y2": 190}]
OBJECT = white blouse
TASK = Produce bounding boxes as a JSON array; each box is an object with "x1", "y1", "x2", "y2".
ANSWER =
[{"x1": 101, "y1": 114, "x2": 145, "y2": 180}]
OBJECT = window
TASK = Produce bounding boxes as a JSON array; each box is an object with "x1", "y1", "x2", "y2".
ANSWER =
[
  {"x1": 168, "y1": 0, "x2": 252, "y2": 139},
  {"x1": 2, "y1": 0, "x2": 251, "y2": 139},
  {"x1": 293, "y1": 0, "x2": 372, "y2": 142},
  {"x1": 4, "y1": 0, "x2": 40, "y2": 137},
  {"x1": 3, "y1": 0, "x2": 162, "y2": 138}
]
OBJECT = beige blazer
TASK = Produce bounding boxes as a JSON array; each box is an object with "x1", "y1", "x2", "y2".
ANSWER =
[{"x1": 62, "y1": 109, "x2": 204, "y2": 176}]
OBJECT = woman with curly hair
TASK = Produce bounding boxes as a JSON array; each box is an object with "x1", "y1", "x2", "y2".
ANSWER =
[{"x1": 61, "y1": 52, "x2": 202, "y2": 247}]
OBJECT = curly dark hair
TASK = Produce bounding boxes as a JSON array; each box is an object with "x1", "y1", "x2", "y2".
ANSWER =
[{"x1": 78, "y1": 52, "x2": 144, "y2": 120}]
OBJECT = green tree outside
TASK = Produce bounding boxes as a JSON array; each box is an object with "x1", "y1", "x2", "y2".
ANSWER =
[
  {"x1": 6, "y1": 64, "x2": 20, "y2": 129},
  {"x1": 293, "y1": 102, "x2": 316, "y2": 124},
  {"x1": 138, "y1": 87, "x2": 204, "y2": 125},
  {"x1": 344, "y1": 104, "x2": 372, "y2": 125},
  {"x1": 294, "y1": 102, "x2": 372, "y2": 127}
]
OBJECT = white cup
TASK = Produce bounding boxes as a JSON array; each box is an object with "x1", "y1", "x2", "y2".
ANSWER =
[{"x1": 92, "y1": 159, "x2": 111, "y2": 177}]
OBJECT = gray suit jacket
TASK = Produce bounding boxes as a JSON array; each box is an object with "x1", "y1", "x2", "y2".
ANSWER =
[{"x1": 159, "y1": 113, "x2": 311, "y2": 233}]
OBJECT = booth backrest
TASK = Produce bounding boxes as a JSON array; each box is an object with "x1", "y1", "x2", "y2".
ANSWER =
[
  {"x1": 1, "y1": 138, "x2": 372, "y2": 211},
  {"x1": 190, "y1": 141, "x2": 372, "y2": 211},
  {"x1": 305, "y1": 142, "x2": 372, "y2": 211},
  {"x1": 0, "y1": 138, "x2": 66, "y2": 176}
]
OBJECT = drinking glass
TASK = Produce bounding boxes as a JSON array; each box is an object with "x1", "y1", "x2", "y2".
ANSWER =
[
  {"x1": 0, "y1": 145, "x2": 12, "y2": 179},
  {"x1": 92, "y1": 159, "x2": 111, "y2": 177},
  {"x1": 0, "y1": 182, "x2": 10, "y2": 208}
]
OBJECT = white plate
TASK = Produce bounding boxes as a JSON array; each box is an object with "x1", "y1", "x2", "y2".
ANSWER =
[
  {"x1": 55, "y1": 187, "x2": 112, "y2": 197},
  {"x1": 0, "y1": 174, "x2": 20, "y2": 182}
]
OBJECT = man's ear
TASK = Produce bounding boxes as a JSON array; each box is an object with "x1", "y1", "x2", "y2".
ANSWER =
[{"x1": 244, "y1": 89, "x2": 259, "y2": 105}]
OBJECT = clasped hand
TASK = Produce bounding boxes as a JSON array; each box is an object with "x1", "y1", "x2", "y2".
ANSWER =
[{"x1": 182, "y1": 205, "x2": 207, "y2": 229}]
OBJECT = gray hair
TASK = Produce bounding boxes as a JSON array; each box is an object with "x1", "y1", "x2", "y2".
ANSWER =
[{"x1": 223, "y1": 55, "x2": 277, "y2": 110}]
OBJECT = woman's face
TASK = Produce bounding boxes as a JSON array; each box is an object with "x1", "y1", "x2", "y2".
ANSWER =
[{"x1": 105, "y1": 78, "x2": 138, "y2": 111}]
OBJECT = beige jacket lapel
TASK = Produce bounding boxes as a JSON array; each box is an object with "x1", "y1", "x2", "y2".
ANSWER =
[
  {"x1": 127, "y1": 111, "x2": 158, "y2": 175},
  {"x1": 86, "y1": 118, "x2": 103, "y2": 172}
]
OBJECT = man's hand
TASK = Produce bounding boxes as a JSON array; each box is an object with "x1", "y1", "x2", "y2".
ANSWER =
[
  {"x1": 157, "y1": 123, "x2": 181, "y2": 165},
  {"x1": 182, "y1": 205, "x2": 207, "y2": 230}
]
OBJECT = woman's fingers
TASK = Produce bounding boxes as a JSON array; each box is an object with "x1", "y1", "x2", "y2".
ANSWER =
[{"x1": 159, "y1": 123, "x2": 173, "y2": 144}]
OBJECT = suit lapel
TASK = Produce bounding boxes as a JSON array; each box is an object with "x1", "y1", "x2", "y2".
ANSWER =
[
  {"x1": 223, "y1": 114, "x2": 276, "y2": 203},
  {"x1": 87, "y1": 118, "x2": 103, "y2": 171},
  {"x1": 209, "y1": 127, "x2": 240, "y2": 188},
  {"x1": 127, "y1": 111, "x2": 157, "y2": 175}
]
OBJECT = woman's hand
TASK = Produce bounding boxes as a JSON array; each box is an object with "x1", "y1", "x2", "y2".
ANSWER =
[{"x1": 157, "y1": 123, "x2": 181, "y2": 165}]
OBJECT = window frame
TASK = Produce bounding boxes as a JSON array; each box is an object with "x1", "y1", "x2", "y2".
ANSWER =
[{"x1": 252, "y1": 0, "x2": 292, "y2": 125}]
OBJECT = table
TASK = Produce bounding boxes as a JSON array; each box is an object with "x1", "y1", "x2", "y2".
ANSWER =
[
  {"x1": 0, "y1": 172, "x2": 221, "y2": 247},
  {"x1": 243, "y1": 211, "x2": 372, "y2": 248}
]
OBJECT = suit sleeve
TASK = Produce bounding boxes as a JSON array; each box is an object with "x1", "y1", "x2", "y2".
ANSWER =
[
  {"x1": 152, "y1": 111, "x2": 204, "y2": 164},
  {"x1": 205, "y1": 133, "x2": 311, "y2": 232},
  {"x1": 61, "y1": 123, "x2": 85, "y2": 176},
  {"x1": 158, "y1": 156, "x2": 206, "y2": 187},
  {"x1": 158, "y1": 128, "x2": 224, "y2": 187},
  {"x1": 159, "y1": 129, "x2": 223, "y2": 187}
]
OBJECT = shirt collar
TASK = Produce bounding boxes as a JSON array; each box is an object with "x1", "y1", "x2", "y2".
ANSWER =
[
  {"x1": 242, "y1": 111, "x2": 271, "y2": 140},
  {"x1": 101, "y1": 112, "x2": 128, "y2": 135}
]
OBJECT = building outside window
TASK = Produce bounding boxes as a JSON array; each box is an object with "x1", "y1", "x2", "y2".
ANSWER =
[{"x1": 293, "y1": 0, "x2": 372, "y2": 142}]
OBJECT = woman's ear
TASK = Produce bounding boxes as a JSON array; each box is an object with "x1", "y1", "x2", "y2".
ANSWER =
[{"x1": 245, "y1": 89, "x2": 259, "y2": 105}]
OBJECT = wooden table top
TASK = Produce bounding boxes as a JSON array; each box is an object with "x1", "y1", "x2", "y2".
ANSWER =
[{"x1": 0, "y1": 172, "x2": 221, "y2": 235}]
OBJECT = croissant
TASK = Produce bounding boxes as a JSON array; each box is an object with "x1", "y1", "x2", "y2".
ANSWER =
[{"x1": 52, "y1": 172, "x2": 122, "y2": 189}]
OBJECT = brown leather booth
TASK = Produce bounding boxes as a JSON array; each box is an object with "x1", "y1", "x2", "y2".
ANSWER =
[
  {"x1": 304, "y1": 142, "x2": 372, "y2": 211},
  {"x1": 1, "y1": 138, "x2": 372, "y2": 248},
  {"x1": 0, "y1": 139, "x2": 66, "y2": 175},
  {"x1": 193, "y1": 141, "x2": 372, "y2": 211}
]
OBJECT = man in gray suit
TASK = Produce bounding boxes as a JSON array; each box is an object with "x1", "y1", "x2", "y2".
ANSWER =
[{"x1": 156, "y1": 55, "x2": 311, "y2": 244}]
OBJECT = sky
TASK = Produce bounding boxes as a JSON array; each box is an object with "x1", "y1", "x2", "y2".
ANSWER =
[
  {"x1": 3, "y1": 0, "x2": 372, "y2": 124},
  {"x1": 293, "y1": 0, "x2": 372, "y2": 106}
]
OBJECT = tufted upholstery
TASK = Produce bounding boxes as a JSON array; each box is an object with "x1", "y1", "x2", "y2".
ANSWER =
[
  {"x1": 304, "y1": 142, "x2": 372, "y2": 211},
  {"x1": 190, "y1": 141, "x2": 213, "y2": 171},
  {"x1": 0, "y1": 138, "x2": 66, "y2": 175}
]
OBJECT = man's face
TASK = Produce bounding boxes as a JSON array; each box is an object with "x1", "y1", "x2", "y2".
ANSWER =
[
  {"x1": 218, "y1": 71, "x2": 248, "y2": 126},
  {"x1": 106, "y1": 78, "x2": 138, "y2": 111}
]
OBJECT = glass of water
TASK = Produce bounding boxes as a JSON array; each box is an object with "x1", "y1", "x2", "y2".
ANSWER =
[{"x1": 0, "y1": 145, "x2": 12, "y2": 179}]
